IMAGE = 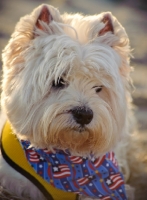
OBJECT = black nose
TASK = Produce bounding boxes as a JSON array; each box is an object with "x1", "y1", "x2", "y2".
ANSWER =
[{"x1": 71, "y1": 107, "x2": 93, "y2": 126}]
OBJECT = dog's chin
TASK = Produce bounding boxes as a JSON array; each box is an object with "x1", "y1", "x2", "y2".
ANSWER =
[
  {"x1": 12, "y1": 117, "x2": 116, "y2": 157},
  {"x1": 41, "y1": 126, "x2": 115, "y2": 157}
]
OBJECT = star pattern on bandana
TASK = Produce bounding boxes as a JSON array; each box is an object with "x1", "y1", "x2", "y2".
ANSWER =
[{"x1": 21, "y1": 140, "x2": 127, "y2": 200}]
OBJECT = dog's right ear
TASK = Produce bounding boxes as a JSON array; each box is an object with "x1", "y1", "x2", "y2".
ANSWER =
[{"x1": 36, "y1": 5, "x2": 53, "y2": 31}]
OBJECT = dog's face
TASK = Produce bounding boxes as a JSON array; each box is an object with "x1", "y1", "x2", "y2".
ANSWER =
[{"x1": 1, "y1": 5, "x2": 131, "y2": 156}]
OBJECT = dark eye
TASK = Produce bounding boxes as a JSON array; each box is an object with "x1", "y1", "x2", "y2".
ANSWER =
[
  {"x1": 93, "y1": 86, "x2": 103, "y2": 93},
  {"x1": 52, "y1": 77, "x2": 65, "y2": 89}
]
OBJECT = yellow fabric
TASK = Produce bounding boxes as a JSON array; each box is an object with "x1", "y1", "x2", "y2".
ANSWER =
[{"x1": 1, "y1": 122, "x2": 77, "y2": 200}]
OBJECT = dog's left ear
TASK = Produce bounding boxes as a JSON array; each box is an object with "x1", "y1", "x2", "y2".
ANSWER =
[
  {"x1": 99, "y1": 14, "x2": 114, "y2": 36},
  {"x1": 97, "y1": 12, "x2": 128, "y2": 41},
  {"x1": 97, "y1": 12, "x2": 131, "y2": 77}
]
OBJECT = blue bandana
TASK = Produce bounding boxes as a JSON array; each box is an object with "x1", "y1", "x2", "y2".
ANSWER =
[{"x1": 21, "y1": 140, "x2": 127, "y2": 200}]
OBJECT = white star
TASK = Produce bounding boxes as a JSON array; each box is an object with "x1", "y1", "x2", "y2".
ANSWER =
[
  {"x1": 106, "y1": 163, "x2": 109, "y2": 167},
  {"x1": 53, "y1": 167, "x2": 58, "y2": 172},
  {"x1": 52, "y1": 155, "x2": 55, "y2": 158},
  {"x1": 91, "y1": 157, "x2": 95, "y2": 162},
  {"x1": 39, "y1": 165, "x2": 43, "y2": 168},
  {"x1": 40, "y1": 157, "x2": 44, "y2": 160},
  {"x1": 99, "y1": 195, "x2": 102, "y2": 197},
  {"x1": 89, "y1": 183, "x2": 93, "y2": 186},
  {"x1": 83, "y1": 164, "x2": 85, "y2": 167},
  {"x1": 119, "y1": 189, "x2": 122, "y2": 193},
  {"x1": 106, "y1": 179, "x2": 111, "y2": 185},
  {"x1": 55, "y1": 161, "x2": 59, "y2": 164}
]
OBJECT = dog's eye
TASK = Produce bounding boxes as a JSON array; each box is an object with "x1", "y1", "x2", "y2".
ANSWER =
[
  {"x1": 52, "y1": 77, "x2": 65, "y2": 89},
  {"x1": 93, "y1": 86, "x2": 103, "y2": 93}
]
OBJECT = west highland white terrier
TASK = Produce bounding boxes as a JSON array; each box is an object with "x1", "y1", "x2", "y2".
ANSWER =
[{"x1": 0, "y1": 4, "x2": 134, "y2": 200}]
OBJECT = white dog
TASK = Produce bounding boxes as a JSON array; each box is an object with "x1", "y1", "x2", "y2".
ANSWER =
[{"x1": 0, "y1": 4, "x2": 134, "y2": 200}]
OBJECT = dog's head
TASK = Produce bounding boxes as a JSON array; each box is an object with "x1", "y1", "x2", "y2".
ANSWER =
[{"x1": 1, "y1": 5, "x2": 131, "y2": 156}]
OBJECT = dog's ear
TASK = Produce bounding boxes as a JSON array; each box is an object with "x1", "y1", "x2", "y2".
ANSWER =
[
  {"x1": 99, "y1": 14, "x2": 114, "y2": 36},
  {"x1": 97, "y1": 12, "x2": 131, "y2": 77},
  {"x1": 36, "y1": 5, "x2": 53, "y2": 31}
]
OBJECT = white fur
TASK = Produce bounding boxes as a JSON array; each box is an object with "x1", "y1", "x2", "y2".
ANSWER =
[{"x1": 0, "y1": 4, "x2": 134, "y2": 200}]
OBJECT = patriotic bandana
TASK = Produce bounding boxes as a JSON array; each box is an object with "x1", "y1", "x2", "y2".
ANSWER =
[{"x1": 21, "y1": 140, "x2": 127, "y2": 200}]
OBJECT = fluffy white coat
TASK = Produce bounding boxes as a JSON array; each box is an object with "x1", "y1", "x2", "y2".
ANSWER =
[{"x1": 0, "y1": 4, "x2": 134, "y2": 200}]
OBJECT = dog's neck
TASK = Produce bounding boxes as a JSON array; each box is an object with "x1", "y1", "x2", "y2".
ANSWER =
[{"x1": 1, "y1": 121, "x2": 127, "y2": 199}]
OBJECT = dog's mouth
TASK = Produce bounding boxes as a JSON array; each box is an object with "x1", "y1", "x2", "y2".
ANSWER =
[{"x1": 73, "y1": 125, "x2": 87, "y2": 132}]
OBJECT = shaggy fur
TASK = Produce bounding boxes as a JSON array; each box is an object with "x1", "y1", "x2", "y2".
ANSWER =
[{"x1": 0, "y1": 4, "x2": 134, "y2": 200}]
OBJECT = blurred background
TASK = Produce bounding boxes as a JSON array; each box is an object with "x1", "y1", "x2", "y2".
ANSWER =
[{"x1": 0, "y1": 0, "x2": 147, "y2": 199}]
